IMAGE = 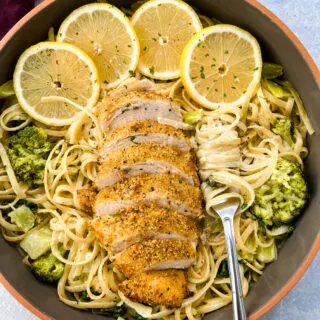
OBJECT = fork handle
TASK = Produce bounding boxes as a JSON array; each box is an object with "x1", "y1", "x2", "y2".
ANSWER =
[{"x1": 221, "y1": 216, "x2": 247, "y2": 320}]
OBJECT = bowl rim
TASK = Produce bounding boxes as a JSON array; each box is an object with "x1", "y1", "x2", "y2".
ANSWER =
[{"x1": 0, "y1": 0, "x2": 319, "y2": 319}]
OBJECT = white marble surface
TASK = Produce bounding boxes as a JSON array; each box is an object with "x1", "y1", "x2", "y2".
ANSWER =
[{"x1": 0, "y1": 0, "x2": 319, "y2": 319}]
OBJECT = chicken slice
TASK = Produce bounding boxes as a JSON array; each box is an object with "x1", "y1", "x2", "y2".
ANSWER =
[
  {"x1": 95, "y1": 173, "x2": 202, "y2": 217},
  {"x1": 115, "y1": 240, "x2": 196, "y2": 278},
  {"x1": 108, "y1": 78, "x2": 156, "y2": 99},
  {"x1": 89, "y1": 204, "x2": 198, "y2": 253},
  {"x1": 100, "y1": 120, "x2": 190, "y2": 158},
  {"x1": 95, "y1": 143, "x2": 199, "y2": 189},
  {"x1": 119, "y1": 270, "x2": 187, "y2": 308},
  {"x1": 76, "y1": 189, "x2": 96, "y2": 214},
  {"x1": 98, "y1": 91, "x2": 182, "y2": 131}
]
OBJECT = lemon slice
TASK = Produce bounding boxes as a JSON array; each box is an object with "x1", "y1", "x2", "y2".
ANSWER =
[
  {"x1": 57, "y1": 3, "x2": 139, "y2": 89},
  {"x1": 180, "y1": 25, "x2": 262, "y2": 109},
  {"x1": 13, "y1": 41, "x2": 100, "y2": 126},
  {"x1": 131, "y1": 0, "x2": 202, "y2": 80}
]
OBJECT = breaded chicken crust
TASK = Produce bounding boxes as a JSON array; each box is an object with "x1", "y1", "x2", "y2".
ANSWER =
[
  {"x1": 95, "y1": 173, "x2": 202, "y2": 217},
  {"x1": 100, "y1": 120, "x2": 191, "y2": 157},
  {"x1": 98, "y1": 91, "x2": 183, "y2": 131},
  {"x1": 103, "y1": 120, "x2": 189, "y2": 146},
  {"x1": 77, "y1": 189, "x2": 96, "y2": 214},
  {"x1": 101, "y1": 90, "x2": 177, "y2": 115},
  {"x1": 115, "y1": 240, "x2": 196, "y2": 277},
  {"x1": 119, "y1": 270, "x2": 187, "y2": 308},
  {"x1": 89, "y1": 204, "x2": 198, "y2": 253},
  {"x1": 97, "y1": 142, "x2": 199, "y2": 186}
]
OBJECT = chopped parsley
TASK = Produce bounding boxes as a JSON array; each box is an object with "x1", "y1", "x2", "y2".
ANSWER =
[
  {"x1": 206, "y1": 178, "x2": 225, "y2": 188},
  {"x1": 122, "y1": 168, "x2": 131, "y2": 174},
  {"x1": 200, "y1": 66, "x2": 205, "y2": 79},
  {"x1": 241, "y1": 202, "x2": 248, "y2": 210},
  {"x1": 110, "y1": 213, "x2": 121, "y2": 217},
  {"x1": 149, "y1": 66, "x2": 155, "y2": 75},
  {"x1": 130, "y1": 136, "x2": 140, "y2": 144}
]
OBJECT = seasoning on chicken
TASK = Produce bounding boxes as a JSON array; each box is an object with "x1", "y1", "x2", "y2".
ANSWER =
[
  {"x1": 115, "y1": 239, "x2": 196, "y2": 278},
  {"x1": 118, "y1": 270, "x2": 187, "y2": 308},
  {"x1": 89, "y1": 204, "x2": 198, "y2": 253},
  {"x1": 77, "y1": 189, "x2": 96, "y2": 214},
  {"x1": 96, "y1": 142, "x2": 199, "y2": 189},
  {"x1": 100, "y1": 120, "x2": 190, "y2": 158},
  {"x1": 98, "y1": 91, "x2": 182, "y2": 131},
  {"x1": 95, "y1": 173, "x2": 202, "y2": 217}
]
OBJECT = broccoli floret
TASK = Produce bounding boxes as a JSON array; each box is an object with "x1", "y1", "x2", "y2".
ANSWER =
[
  {"x1": 8, "y1": 126, "x2": 53, "y2": 186},
  {"x1": 272, "y1": 118, "x2": 294, "y2": 147},
  {"x1": 30, "y1": 252, "x2": 64, "y2": 283},
  {"x1": 253, "y1": 159, "x2": 308, "y2": 226}
]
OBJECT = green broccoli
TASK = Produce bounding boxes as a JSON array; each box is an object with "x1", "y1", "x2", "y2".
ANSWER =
[
  {"x1": 0, "y1": 80, "x2": 15, "y2": 99},
  {"x1": 253, "y1": 159, "x2": 308, "y2": 226},
  {"x1": 8, "y1": 126, "x2": 53, "y2": 186},
  {"x1": 256, "y1": 242, "x2": 277, "y2": 263},
  {"x1": 262, "y1": 62, "x2": 283, "y2": 80},
  {"x1": 266, "y1": 224, "x2": 296, "y2": 237},
  {"x1": 216, "y1": 259, "x2": 229, "y2": 278},
  {"x1": 265, "y1": 80, "x2": 292, "y2": 99},
  {"x1": 183, "y1": 109, "x2": 204, "y2": 125},
  {"x1": 30, "y1": 252, "x2": 64, "y2": 283},
  {"x1": 8, "y1": 205, "x2": 35, "y2": 232},
  {"x1": 272, "y1": 118, "x2": 294, "y2": 147}
]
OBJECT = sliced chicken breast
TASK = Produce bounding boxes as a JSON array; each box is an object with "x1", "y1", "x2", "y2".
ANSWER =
[
  {"x1": 89, "y1": 204, "x2": 198, "y2": 253},
  {"x1": 77, "y1": 189, "x2": 96, "y2": 214},
  {"x1": 108, "y1": 78, "x2": 156, "y2": 99},
  {"x1": 115, "y1": 240, "x2": 196, "y2": 278},
  {"x1": 99, "y1": 91, "x2": 182, "y2": 131},
  {"x1": 119, "y1": 270, "x2": 187, "y2": 308},
  {"x1": 95, "y1": 173, "x2": 202, "y2": 217},
  {"x1": 95, "y1": 143, "x2": 199, "y2": 189},
  {"x1": 100, "y1": 120, "x2": 190, "y2": 158}
]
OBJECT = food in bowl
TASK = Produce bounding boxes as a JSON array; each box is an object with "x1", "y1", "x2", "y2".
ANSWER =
[{"x1": 0, "y1": 0, "x2": 314, "y2": 319}]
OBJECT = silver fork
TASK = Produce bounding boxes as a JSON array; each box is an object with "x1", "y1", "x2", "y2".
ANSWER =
[{"x1": 213, "y1": 197, "x2": 247, "y2": 320}]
